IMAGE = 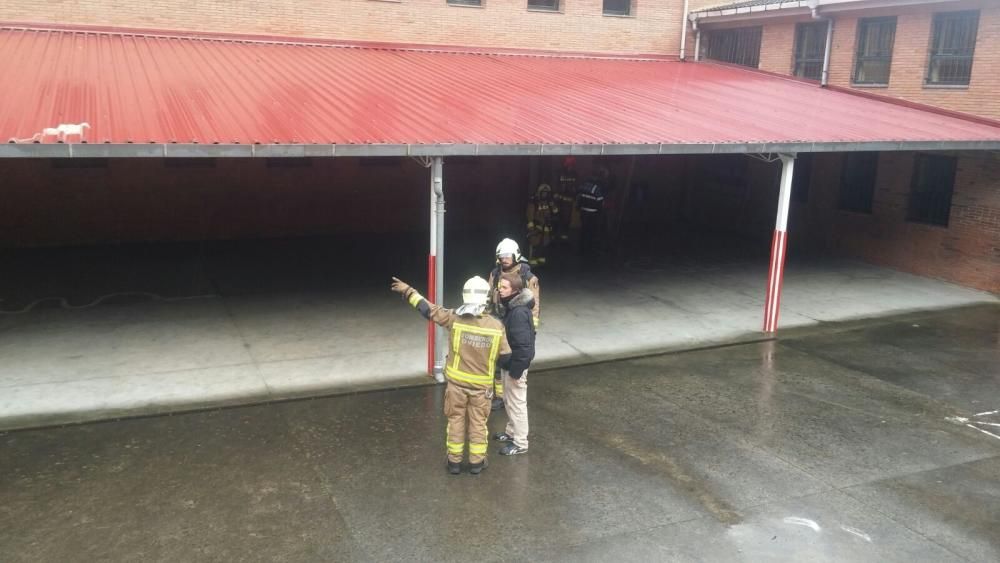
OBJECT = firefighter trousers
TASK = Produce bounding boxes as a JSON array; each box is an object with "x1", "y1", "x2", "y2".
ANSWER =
[{"x1": 444, "y1": 382, "x2": 491, "y2": 465}]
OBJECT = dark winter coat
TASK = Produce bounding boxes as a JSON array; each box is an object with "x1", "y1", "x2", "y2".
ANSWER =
[{"x1": 501, "y1": 289, "x2": 536, "y2": 379}]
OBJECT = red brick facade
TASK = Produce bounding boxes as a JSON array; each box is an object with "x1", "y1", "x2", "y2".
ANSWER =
[
  {"x1": 793, "y1": 152, "x2": 1000, "y2": 293},
  {"x1": 694, "y1": 1, "x2": 999, "y2": 293},
  {"x1": 0, "y1": 0, "x2": 680, "y2": 56},
  {"x1": 699, "y1": 1, "x2": 1000, "y2": 120},
  {"x1": 0, "y1": 157, "x2": 526, "y2": 246}
]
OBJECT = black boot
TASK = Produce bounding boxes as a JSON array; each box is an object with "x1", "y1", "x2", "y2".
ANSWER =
[
  {"x1": 468, "y1": 461, "x2": 486, "y2": 475},
  {"x1": 491, "y1": 397, "x2": 505, "y2": 411},
  {"x1": 447, "y1": 461, "x2": 461, "y2": 475}
]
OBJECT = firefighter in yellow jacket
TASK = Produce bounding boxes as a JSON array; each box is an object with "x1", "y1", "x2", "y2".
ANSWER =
[
  {"x1": 526, "y1": 183, "x2": 558, "y2": 266},
  {"x1": 391, "y1": 275, "x2": 511, "y2": 475}
]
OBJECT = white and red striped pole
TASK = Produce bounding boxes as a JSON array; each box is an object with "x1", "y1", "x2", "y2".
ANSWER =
[
  {"x1": 763, "y1": 154, "x2": 795, "y2": 333},
  {"x1": 428, "y1": 157, "x2": 445, "y2": 380}
]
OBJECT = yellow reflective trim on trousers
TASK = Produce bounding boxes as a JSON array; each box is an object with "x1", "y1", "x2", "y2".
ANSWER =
[
  {"x1": 469, "y1": 443, "x2": 487, "y2": 455},
  {"x1": 407, "y1": 291, "x2": 423, "y2": 307},
  {"x1": 446, "y1": 429, "x2": 464, "y2": 454}
]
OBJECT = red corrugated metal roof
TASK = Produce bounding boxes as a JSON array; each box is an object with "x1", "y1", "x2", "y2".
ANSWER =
[{"x1": 2, "y1": 24, "x2": 1000, "y2": 149}]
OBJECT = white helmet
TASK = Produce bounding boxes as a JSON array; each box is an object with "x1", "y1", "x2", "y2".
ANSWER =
[
  {"x1": 456, "y1": 276, "x2": 490, "y2": 316},
  {"x1": 495, "y1": 238, "x2": 521, "y2": 261}
]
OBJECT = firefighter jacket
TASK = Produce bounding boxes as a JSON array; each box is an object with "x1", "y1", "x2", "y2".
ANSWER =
[
  {"x1": 578, "y1": 181, "x2": 606, "y2": 214},
  {"x1": 501, "y1": 289, "x2": 536, "y2": 380},
  {"x1": 487, "y1": 261, "x2": 541, "y2": 328},
  {"x1": 556, "y1": 169, "x2": 578, "y2": 204},
  {"x1": 527, "y1": 197, "x2": 558, "y2": 245},
  {"x1": 403, "y1": 287, "x2": 511, "y2": 390}
]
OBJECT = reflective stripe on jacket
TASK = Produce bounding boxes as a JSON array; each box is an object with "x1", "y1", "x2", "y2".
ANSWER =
[{"x1": 404, "y1": 288, "x2": 511, "y2": 389}]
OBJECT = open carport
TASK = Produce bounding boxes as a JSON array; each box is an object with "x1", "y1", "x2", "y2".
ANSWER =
[{"x1": 1, "y1": 25, "x2": 998, "y2": 429}]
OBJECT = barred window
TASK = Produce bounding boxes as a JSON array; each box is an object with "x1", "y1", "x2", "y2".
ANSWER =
[
  {"x1": 702, "y1": 27, "x2": 762, "y2": 68},
  {"x1": 528, "y1": 0, "x2": 559, "y2": 11},
  {"x1": 838, "y1": 152, "x2": 878, "y2": 213},
  {"x1": 793, "y1": 22, "x2": 827, "y2": 80},
  {"x1": 908, "y1": 154, "x2": 956, "y2": 226},
  {"x1": 603, "y1": 0, "x2": 631, "y2": 16},
  {"x1": 854, "y1": 17, "x2": 896, "y2": 85},
  {"x1": 927, "y1": 11, "x2": 979, "y2": 86}
]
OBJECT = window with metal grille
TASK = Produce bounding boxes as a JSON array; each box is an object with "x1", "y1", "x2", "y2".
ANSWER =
[
  {"x1": 702, "y1": 27, "x2": 762, "y2": 68},
  {"x1": 853, "y1": 17, "x2": 896, "y2": 85},
  {"x1": 908, "y1": 154, "x2": 956, "y2": 226},
  {"x1": 791, "y1": 153, "x2": 813, "y2": 204},
  {"x1": 793, "y1": 22, "x2": 827, "y2": 80},
  {"x1": 838, "y1": 152, "x2": 878, "y2": 213},
  {"x1": 926, "y1": 11, "x2": 979, "y2": 86},
  {"x1": 603, "y1": 0, "x2": 631, "y2": 17},
  {"x1": 528, "y1": 0, "x2": 559, "y2": 11},
  {"x1": 447, "y1": 0, "x2": 482, "y2": 6}
]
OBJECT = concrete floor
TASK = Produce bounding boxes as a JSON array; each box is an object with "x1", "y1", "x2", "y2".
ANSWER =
[
  {"x1": 0, "y1": 234, "x2": 996, "y2": 430},
  {"x1": 0, "y1": 305, "x2": 997, "y2": 562}
]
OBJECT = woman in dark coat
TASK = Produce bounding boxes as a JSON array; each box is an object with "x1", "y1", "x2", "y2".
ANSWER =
[{"x1": 494, "y1": 272, "x2": 536, "y2": 455}]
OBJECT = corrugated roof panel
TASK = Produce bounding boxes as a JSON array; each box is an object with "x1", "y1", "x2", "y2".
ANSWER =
[{"x1": 2, "y1": 26, "x2": 1000, "y2": 148}]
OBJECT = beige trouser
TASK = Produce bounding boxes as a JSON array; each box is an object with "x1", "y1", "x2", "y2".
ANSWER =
[
  {"x1": 502, "y1": 369, "x2": 529, "y2": 449},
  {"x1": 444, "y1": 383, "x2": 491, "y2": 464}
]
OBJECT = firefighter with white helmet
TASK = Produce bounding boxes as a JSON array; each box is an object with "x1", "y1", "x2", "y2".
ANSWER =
[
  {"x1": 486, "y1": 238, "x2": 540, "y2": 411},
  {"x1": 391, "y1": 275, "x2": 511, "y2": 475}
]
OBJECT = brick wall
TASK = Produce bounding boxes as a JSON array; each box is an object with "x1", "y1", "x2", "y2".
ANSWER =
[
  {"x1": 792, "y1": 151, "x2": 1000, "y2": 293},
  {"x1": 0, "y1": 0, "x2": 681, "y2": 55},
  {"x1": 759, "y1": 21, "x2": 797, "y2": 78},
  {"x1": 0, "y1": 153, "x2": 640, "y2": 248},
  {"x1": 0, "y1": 157, "x2": 528, "y2": 247},
  {"x1": 708, "y1": 1, "x2": 1000, "y2": 120},
  {"x1": 675, "y1": 150, "x2": 998, "y2": 293}
]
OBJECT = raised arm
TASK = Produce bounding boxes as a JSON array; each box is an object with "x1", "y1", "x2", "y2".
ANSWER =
[{"x1": 390, "y1": 277, "x2": 454, "y2": 327}]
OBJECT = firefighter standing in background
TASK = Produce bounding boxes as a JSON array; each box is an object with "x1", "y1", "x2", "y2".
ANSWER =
[
  {"x1": 487, "y1": 238, "x2": 540, "y2": 411},
  {"x1": 577, "y1": 171, "x2": 607, "y2": 256},
  {"x1": 526, "y1": 182, "x2": 558, "y2": 267},
  {"x1": 554, "y1": 157, "x2": 578, "y2": 243},
  {"x1": 391, "y1": 275, "x2": 511, "y2": 475}
]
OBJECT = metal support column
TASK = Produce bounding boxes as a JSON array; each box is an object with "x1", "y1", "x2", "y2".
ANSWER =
[
  {"x1": 430, "y1": 157, "x2": 446, "y2": 382},
  {"x1": 763, "y1": 153, "x2": 795, "y2": 333}
]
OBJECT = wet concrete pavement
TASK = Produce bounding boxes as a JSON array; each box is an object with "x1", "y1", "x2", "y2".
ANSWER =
[
  {"x1": 1, "y1": 234, "x2": 995, "y2": 430},
  {"x1": 1, "y1": 304, "x2": 998, "y2": 562}
]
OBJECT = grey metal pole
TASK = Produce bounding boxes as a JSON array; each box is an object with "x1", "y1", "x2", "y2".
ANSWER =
[
  {"x1": 821, "y1": 18, "x2": 834, "y2": 87},
  {"x1": 432, "y1": 156, "x2": 446, "y2": 382}
]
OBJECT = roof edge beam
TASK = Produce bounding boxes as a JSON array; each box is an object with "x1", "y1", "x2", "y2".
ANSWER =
[{"x1": 2, "y1": 141, "x2": 999, "y2": 158}]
